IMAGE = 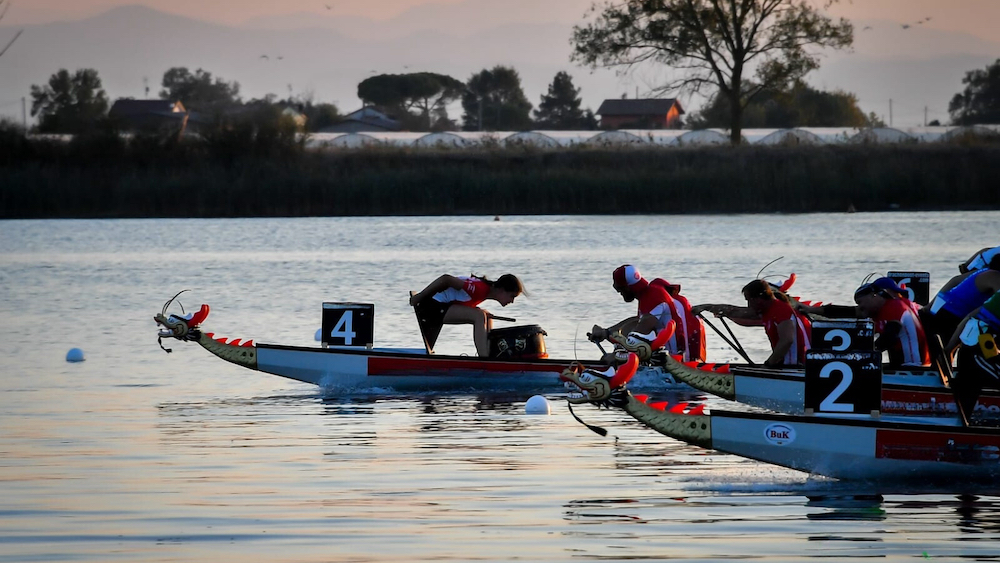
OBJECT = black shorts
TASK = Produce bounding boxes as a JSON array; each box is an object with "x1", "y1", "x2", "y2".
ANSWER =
[{"x1": 413, "y1": 299, "x2": 453, "y2": 350}]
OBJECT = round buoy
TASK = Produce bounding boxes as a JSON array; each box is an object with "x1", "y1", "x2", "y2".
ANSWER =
[
  {"x1": 524, "y1": 395, "x2": 550, "y2": 415},
  {"x1": 314, "y1": 328, "x2": 323, "y2": 341},
  {"x1": 66, "y1": 348, "x2": 86, "y2": 362}
]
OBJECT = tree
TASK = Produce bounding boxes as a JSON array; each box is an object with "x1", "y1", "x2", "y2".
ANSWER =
[
  {"x1": 30, "y1": 68, "x2": 109, "y2": 133},
  {"x1": 245, "y1": 91, "x2": 341, "y2": 133},
  {"x1": 159, "y1": 67, "x2": 241, "y2": 113},
  {"x1": 0, "y1": 0, "x2": 23, "y2": 60},
  {"x1": 690, "y1": 80, "x2": 868, "y2": 128},
  {"x1": 949, "y1": 59, "x2": 1000, "y2": 125},
  {"x1": 461, "y1": 66, "x2": 533, "y2": 131},
  {"x1": 302, "y1": 102, "x2": 341, "y2": 132},
  {"x1": 534, "y1": 71, "x2": 586, "y2": 129},
  {"x1": 358, "y1": 72, "x2": 464, "y2": 131},
  {"x1": 572, "y1": 0, "x2": 853, "y2": 144}
]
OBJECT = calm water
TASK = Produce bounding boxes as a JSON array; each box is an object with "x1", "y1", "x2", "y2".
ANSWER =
[{"x1": 2, "y1": 213, "x2": 1000, "y2": 562}]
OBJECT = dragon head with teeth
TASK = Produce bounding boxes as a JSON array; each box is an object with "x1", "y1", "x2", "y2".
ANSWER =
[{"x1": 560, "y1": 353, "x2": 639, "y2": 408}]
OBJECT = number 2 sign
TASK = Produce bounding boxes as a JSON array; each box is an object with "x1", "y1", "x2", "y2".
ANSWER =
[{"x1": 804, "y1": 350, "x2": 882, "y2": 415}]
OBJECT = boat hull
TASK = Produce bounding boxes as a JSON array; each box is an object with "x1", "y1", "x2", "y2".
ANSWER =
[
  {"x1": 710, "y1": 410, "x2": 1000, "y2": 480},
  {"x1": 256, "y1": 344, "x2": 677, "y2": 391},
  {"x1": 693, "y1": 364, "x2": 1000, "y2": 417}
]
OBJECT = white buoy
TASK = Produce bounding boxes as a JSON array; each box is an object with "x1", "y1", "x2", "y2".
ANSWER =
[
  {"x1": 524, "y1": 395, "x2": 550, "y2": 415},
  {"x1": 314, "y1": 328, "x2": 323, "y2": 341},
  {"x1": 66, "y1": 348, "x2": 85, "y2": 362}
]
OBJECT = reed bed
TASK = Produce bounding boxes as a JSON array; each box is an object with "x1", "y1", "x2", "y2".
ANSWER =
[{"x1": 2, "y1": 125, "x2": 998, "y2": 218}]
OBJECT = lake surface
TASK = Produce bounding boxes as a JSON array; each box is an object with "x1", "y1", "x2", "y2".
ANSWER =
[{"x1": 2, "y1": 212, "x2": 1000, "y2": 562}]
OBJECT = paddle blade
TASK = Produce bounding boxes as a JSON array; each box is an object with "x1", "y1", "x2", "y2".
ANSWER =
[{"x1": 609, "y1": 353, "x2": 639, "y2": 388}]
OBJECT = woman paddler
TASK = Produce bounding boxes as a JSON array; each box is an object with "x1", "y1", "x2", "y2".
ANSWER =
[
  {"x1": 693, "y1": 279, "x2": 812, "y2": 367},
  {"x1": 409, "y1": 273, "x2": 526, "y2": 357}
]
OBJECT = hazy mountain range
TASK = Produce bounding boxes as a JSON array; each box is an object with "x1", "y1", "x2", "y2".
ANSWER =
[{"x1": 1, "y1": 3, "x2": 997, "y2": 127}]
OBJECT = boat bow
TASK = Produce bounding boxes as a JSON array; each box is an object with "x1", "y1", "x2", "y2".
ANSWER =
[
  {"x1": 660, "y1": 354, "x2": 736, "y2": 400},
  {"x1": 155, "y1": 305, "x2": 258, "y2": 371},
  {"x1": 563, "y1": 355, "x2": 712, "y2": 449}
]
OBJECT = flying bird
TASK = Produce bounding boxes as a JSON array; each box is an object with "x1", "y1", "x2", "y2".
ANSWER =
[
  {"x1": 862, "y1": 25, "x2": 872, "y2": 31},
  {"x1": 901, "y1": 24, "x2": 911, "y2": 30},
  {"x1": 325, "y1": 4, "x2": 332, "y2": 9},
  {"x1": 260, "y1": 54, "x2": 270, "y2": 60}
]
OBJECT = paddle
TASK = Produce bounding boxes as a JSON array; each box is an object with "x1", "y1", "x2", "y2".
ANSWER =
[
  {"x1": 720, "y1": 317, "x2": 752, "y2": 363},
  {"x1": 489, "y1": 314, "x2": 516, "y2": 322},
  {"x1": 698, "y1": 313, "x2": 756, "y2": 365}
]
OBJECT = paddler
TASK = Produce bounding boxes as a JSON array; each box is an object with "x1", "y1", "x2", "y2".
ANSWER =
[
  {"x1": 589, "y1": 264, "x2": 679, "y2": 363},
  {"x1": 945, "y1": 291, "x2": 1000, "y2": 424},
  {"x1": 960, "y1": 245, "x2": 1000, "y2": 274},
  {"x1": 924, "y1": 255, "x2": 1000, "y2": 353},
  {"x1": 649, "y1": 277, "x2": 706, "y2": 362},
  {"x1": 693, "y1": 279, "x2": 812, "y2": 367},
  {"x1": 853, "y1": 277, "x2": 931, "y2": 368},
  {"x1": 409, "y1": 273, "x2": 526, "y2": 357}
]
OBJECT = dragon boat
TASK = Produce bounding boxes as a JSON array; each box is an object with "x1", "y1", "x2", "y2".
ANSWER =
[
  {"x1": 153, "y1": 299, "x2": 680, "y2": 392},
  {"x1": 561, "y1": 356, "x2": 1000, "y2": 481},
  {"x1": 657, "y1": 354, "x2": 1000, "y2": 418}
]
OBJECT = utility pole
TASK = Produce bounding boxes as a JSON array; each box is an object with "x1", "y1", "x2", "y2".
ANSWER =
[
  {"x1": 889, "y1": 99, "x2": 893, "y2": 127},
  {"x1": 21, "y1": 96, "x2": 26, "y2": 129},
  {"x1": 924, "y1": 106, "x2": 928, "y2": 127}
]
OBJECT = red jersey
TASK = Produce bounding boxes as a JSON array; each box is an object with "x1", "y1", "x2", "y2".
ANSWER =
[
  {"x1": 761, "y1": 299, "x2": 812, "y2": 365},
  {"x1": 875, "y1": 298, "x2": 931, "y2": 366},
  {"x1": 650, "y1": 278, "x2": 706, "y2": 362},
  {"x1": 635, "y1": 284, "x2": 678, "y2": 352},
  {"x1": 432, "y1": 277, "x2": 491, "y2": 308}
]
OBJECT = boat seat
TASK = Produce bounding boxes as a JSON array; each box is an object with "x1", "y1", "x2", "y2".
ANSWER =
[{"x1": 410, "y1": 291, "x2": 435, "y2": 355}]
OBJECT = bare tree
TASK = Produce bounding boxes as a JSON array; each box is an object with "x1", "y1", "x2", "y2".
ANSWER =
[
  {"x1": 0, "y1": 0, "x2": 23, "y2": 59},
  {"x1": 0, "y1": 0, "x2": 24, "y2": 57},
  {"x1": 572, "y1": 0, "x2": 853, "y2": 144}
]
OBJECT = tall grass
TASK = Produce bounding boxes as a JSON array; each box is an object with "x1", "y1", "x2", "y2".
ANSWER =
[{"x1": 1, "y1": 123, "x2": 998, "y2": 218}]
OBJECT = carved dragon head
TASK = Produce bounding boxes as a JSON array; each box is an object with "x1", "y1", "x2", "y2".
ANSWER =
[
  {"x1": 154, "y1": 291, "x2": 210, "y2": 342},
  {"x1": 560, "y1": 353, "x2": 639, "y2": 408}
]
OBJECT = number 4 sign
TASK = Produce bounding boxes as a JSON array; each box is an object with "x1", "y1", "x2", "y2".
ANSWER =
[{"x1": 321, "y1": 303, "x2": 374, "y2": 348}]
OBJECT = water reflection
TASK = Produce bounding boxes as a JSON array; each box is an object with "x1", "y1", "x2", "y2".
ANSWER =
[{"x1": 806, "y1": 494, "x2": 887, "y2": 521}]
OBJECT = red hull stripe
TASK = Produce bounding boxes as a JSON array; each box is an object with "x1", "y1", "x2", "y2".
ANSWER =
[
  {"x1": 367, "y1": 356, "x2": 567, "y2": 377},
  {"x1": 880, "y1": 389, "x2": 1000, "y2": 415},
  {"x1": 876, "y1": 429, "x2": 1000, "y2": 462}
]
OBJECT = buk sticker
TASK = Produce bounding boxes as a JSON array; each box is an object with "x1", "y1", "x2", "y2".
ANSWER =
[{"x1": 763, "y1": 423, "x2": 796, "y2": 446}]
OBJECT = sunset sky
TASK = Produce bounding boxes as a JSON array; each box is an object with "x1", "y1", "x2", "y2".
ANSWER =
[
  {"x1": 2, "y1": 0, "x2": 998, "y2": 127},
  {"x1": 8, "y1": 0, "x2": 997, "y2": 41}
]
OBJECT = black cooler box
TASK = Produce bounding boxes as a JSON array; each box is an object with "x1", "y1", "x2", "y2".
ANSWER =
[{"x1": 488, "y1": 325, "x2": 548, "y2": 359}]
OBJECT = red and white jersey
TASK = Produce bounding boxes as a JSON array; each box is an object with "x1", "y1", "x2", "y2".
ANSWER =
[
  {"x1": 875, "y1": 298, "x2": 931, "y2": 366},
  {"x1": 636, "y1": 284, "x2": 678, "y2": 353},
  {"x1": 432, "y1": 277, "x2": 491, "y2": 308},
  {"x1": 761, "y1": 299, "x2": 812, "y2": 366},
  {"x1": 670, "y1": 293, "x2": 707, "y2": 362},
  {"x1": 649, "y1": 279, "x2": 705, "y2": 361}
]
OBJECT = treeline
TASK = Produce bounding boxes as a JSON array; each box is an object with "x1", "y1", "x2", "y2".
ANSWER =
[{"x1": 2, "y1": 123, "x2": 998, "y2": 218}]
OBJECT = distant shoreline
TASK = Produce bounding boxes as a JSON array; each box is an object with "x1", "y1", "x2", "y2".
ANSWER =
[{"x1": 2, "y1": 144, "x2": 999, "y2": 218}]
